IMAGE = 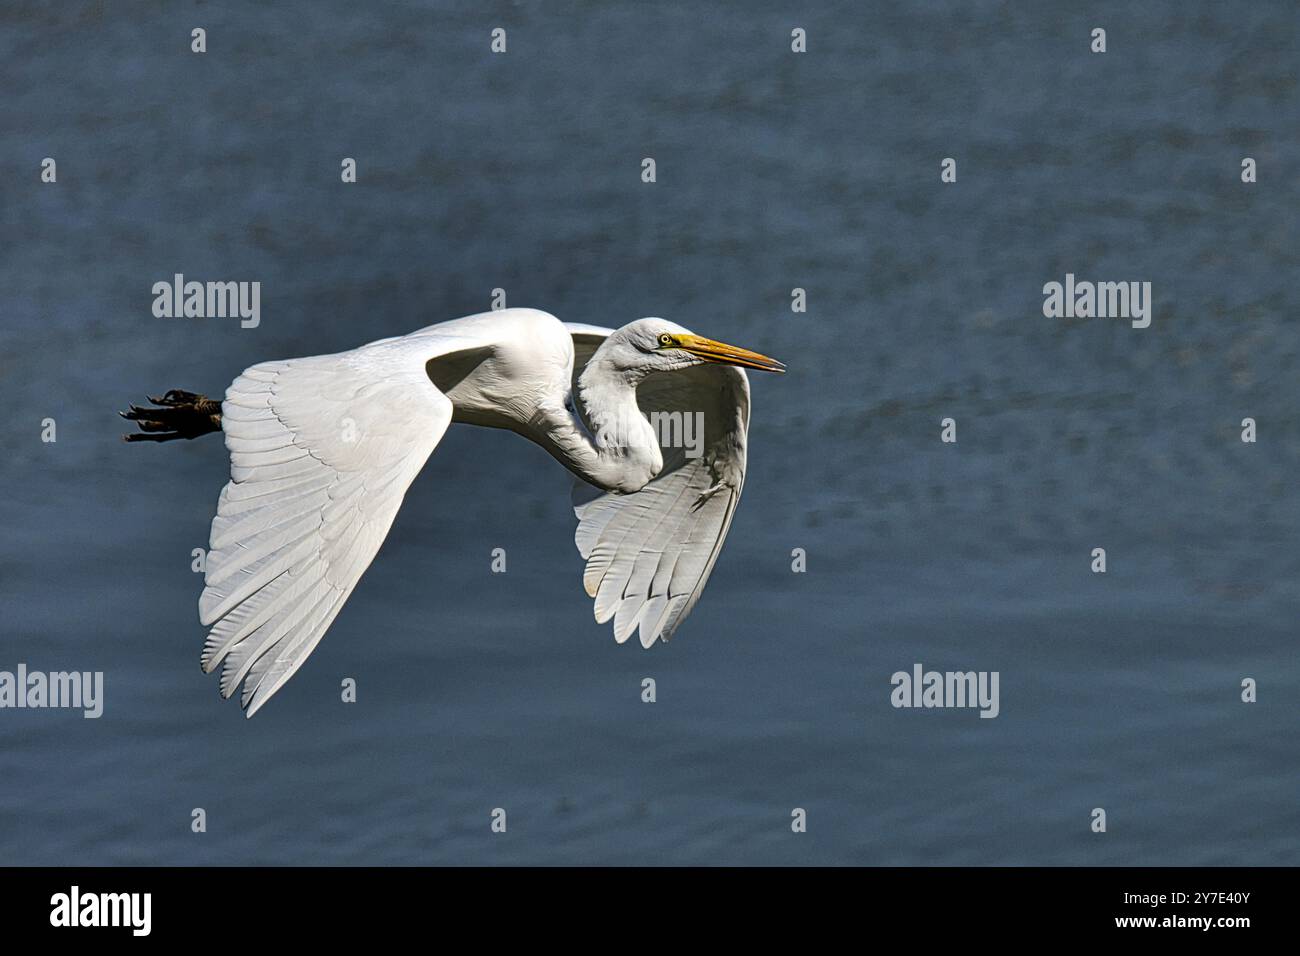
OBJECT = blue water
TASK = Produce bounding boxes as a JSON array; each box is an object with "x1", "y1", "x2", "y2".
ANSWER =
[{"x1": 1, "y1": 0, "x2": 1297, "y2": 865}]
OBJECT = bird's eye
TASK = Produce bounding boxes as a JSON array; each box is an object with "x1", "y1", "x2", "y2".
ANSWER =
[{"x1": 658, "y1": 333, "x2": 674, "y2": 347}]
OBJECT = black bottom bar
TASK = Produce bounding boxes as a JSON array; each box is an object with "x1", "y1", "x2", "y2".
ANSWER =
[{"x1": 0, "y1": 866, "x2": 1283, "y2": 941}]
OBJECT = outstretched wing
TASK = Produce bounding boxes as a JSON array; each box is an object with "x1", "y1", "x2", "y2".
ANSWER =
[
  {"x1": 565, "y1": 324, "x2": 751, "y2": 649},
  {"x1": 198, "y1": 331, "x2": 479, "y2": 717}
]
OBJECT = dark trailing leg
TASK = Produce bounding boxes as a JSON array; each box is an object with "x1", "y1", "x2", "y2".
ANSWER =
[{"x1": 120, "y1": 390, "x2": 223, "y2": 443}]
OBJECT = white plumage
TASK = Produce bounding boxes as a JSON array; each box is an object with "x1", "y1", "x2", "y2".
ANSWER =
[
  {"x1": 569, "y1": 329, "x2": 749, "y2": 648},
  {"x1": 189, "y1": 308, "x2": 783, "y2": 716}
]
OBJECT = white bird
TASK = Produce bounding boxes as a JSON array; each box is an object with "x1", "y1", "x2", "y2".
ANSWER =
[{"x1": 122, "y1": 309, "x2": 785, "y2": 716}]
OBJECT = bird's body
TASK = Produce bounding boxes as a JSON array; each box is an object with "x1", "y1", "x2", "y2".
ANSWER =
[{"x1": 124, "y1": 308, "x2": 783, "y2": 716}]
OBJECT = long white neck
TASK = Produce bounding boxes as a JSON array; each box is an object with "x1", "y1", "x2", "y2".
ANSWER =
[{"x1": 535, "y1": 353, "x2": 662, "y2": 494}]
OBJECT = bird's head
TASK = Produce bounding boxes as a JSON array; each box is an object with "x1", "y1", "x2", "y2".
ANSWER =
[{"x1": 611, "y1": 318, "x2": 786, "y2": 377}]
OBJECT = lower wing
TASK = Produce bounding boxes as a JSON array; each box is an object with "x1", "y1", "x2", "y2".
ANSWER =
[{"x1": 566, "y1": 324, "x2": 752, "y2": 648}]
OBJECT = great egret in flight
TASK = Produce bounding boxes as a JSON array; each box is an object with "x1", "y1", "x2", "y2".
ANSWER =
[{"x1": 122, "y1": 309, "x2": 784, "y2": 716}]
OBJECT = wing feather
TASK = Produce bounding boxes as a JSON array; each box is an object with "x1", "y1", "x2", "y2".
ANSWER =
[
  {"x1": 198, "y1": 333, "x2": 474, "y2": 717},
  {"x1": 565, "y1": 324, "x2": 751, "y2": 649}
]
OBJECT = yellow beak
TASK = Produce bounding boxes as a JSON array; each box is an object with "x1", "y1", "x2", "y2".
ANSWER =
[{"x1": 673, "y1": 334, "x2": 786, "y2": 373}]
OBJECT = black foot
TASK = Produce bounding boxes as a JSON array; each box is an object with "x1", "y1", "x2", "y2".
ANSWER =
[{"x1": 120, "y1": 390, "x2": 223, "y2": 443}]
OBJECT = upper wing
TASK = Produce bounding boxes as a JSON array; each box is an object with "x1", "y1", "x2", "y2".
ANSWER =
[
  {"x1": 565, "y1": 324, "x2": 751, "y2": 648},
  {"x1": 198, "y1": 332, "x2": 476, "y2": 717}
]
